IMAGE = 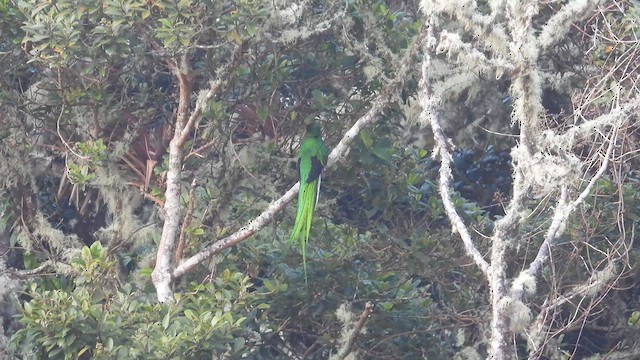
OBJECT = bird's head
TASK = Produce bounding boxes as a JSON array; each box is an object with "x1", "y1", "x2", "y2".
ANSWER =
[{"x1": 305, "y1": 123, "x2": 323, "y2": 137}]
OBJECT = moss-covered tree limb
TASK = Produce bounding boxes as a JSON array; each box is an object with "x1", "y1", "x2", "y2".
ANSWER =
[
  {"x1": 419, "y1": 0, "x2": 633, "y2": 358},
  {"x1": 152, "y1": 44, "x2": 246, "y2": 303}
]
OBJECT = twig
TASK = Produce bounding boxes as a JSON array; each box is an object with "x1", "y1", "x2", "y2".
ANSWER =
[
  {"x1": 176, "y1": 179, "x2": 197, "y2": 264},
  {"x1": 56, "y1": 103, "x2": 88, "y2": 160},
  {"x1": 336, "y1": 302, "x2": 374, "y2": 360}
]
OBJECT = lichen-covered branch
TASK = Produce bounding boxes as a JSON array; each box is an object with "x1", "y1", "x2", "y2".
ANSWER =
[
  {"x1": 418, "y1": 18, "x2": 490, "y2": 276},
  {"x1": 419, "y1": 0, "x2": 630, "y2": 358},
  {"x1": 551, "y1": 98, "x2": 640, "y2": 149},
  {"x1": 511, "y1": 123, "x2": 621, "y2": 301},
  {"x1": 331, "y1": 302, "x2": 374, "y2": 360},
  {"x1": 538, "y1": 0, "x2": 601, "y2": 50},
  {"x1": 527, "y1": 260, "x2": 622, "y2": 355},
  {"x1": 151, "y1": 53, "x2": 193, "y2": 303},
  {"x1": 152, "y1": 44, "x2": 246, "y2": 303}
]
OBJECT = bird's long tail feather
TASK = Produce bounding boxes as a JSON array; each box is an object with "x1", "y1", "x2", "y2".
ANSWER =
[{"x1": 290, "y1": 179, "x2": 319, "y2": 281}]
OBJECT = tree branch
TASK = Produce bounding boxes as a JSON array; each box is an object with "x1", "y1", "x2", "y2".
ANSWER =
[
  {"x1": 538, "y1": 0, "x2": 601, "y2": 50},
  {"x1": 151, "y1": 53, "x2": 193, "y2": 303},
  {"x1": 418, "y1": 18, "x2": 490, "y2": 276},
  {"x1": 334, "y1": 302, "x2": 374, "y2": 360},
  {"x1": 152, "y1": 43, "x2": 246, "y2": 303},
  {"x1": 173, "y1": 91, "x2": 392, "y2": 279},
  {"x1": 511, "y1": 123, "x2": 621, "y2": 301},
  {"x1": 551, "y1": 97, "x2": 640, "y2": 149}
]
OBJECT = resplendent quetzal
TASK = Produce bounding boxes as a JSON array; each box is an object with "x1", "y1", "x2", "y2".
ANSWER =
[{"x1": 290, "y1": 123, "x2": 329, "y2": 281}]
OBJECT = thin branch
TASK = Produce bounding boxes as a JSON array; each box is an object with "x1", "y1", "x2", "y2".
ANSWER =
[
  {"x1": 419, "y1": 19, "x2": 490, "y2": 276},
  {"x1": 178, "y1": 43, "x2": 247, "y2": 145},
  {"x1": 56, "y1": 103, "x2": 88, "y2": 160},
  {"x1": 176, "y1": 179, "x2": 197, "y2": 264},
  {"x1": 335, "y1": 302, "x2": 374, "y2": 360},
  {"x1": 512, "y1": 124, "x2": 620, "y2": 301}
]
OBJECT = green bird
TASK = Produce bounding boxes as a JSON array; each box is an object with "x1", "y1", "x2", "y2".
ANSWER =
[{"x1": 290, "y1": 123, "x2": 329, "y2": 281}]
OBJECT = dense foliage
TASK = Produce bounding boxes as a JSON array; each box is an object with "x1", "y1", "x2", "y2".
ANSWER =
[{"x1": 0, "y1": 0, "x2": 638, "y2": 359}]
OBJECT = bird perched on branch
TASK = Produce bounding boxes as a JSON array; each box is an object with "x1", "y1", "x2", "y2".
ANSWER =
[{"x1": 290, "y1": 123, "x2": 329, "y2": 282}]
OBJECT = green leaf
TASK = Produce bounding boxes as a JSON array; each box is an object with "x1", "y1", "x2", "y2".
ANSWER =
[
  {"x1": 65, "y1": 334, "x2": 76, "y2": 347},
  {"x1": 246, "y1": 23, "x2": 257, "y2": 37},
  {"x1": 158, "y1": 18, "x2": 173, "y2": 27},
  {"x1": 379, "y1": 3, "x2": 388, "y2": 16},
  {"x1": 256, "y1": 105, "x2": 269, "y2": 121},
  {"x1": 78, "y1": 346, "x2": 91, "y2": 357},
  {"x1": 628, "y1": 311, "x2": 640, "y2": 326},
  {"x1": 48, "y1": 347, "x2": 62, "y2": 358},
  {"x1": 23, "y1": 302, "x2": 33, "y2": 315},
  {"x1": 138, "y1": 267, "x2": 153, "y2": 277},
  {"x1": 262, "y1": 279, "x2": 276, "y2": 292},
  {"x1": 162, "y1": 312, "x2": 171, "y2": 330},
  {"x1": 105, "y1": 337, "x2": 114, "y2": 352},
  {"x1": 372, "y1": 143, "x2": 394, "y2": 161},
  {"x1": 233, "y1": 337, "x2": 246, "y2": 353},
  {"x1": 82, "y1": 246, "x2": 91, "y2": 261},
  {"x1": 184, "y1": 309, "x2": 197, "y2": 322},
  {"x1": 234, "y1": 316, "x2": 247, "y2": 326},
  {"x1": 360, "y1": 129, "x2": 374, "y2": 149},
  {"x1": 211, "y1": 312, "x2": 222, "y2": 327},
  {"x1": 90, "y1": 241, "x2": 103, "y2": 259}
]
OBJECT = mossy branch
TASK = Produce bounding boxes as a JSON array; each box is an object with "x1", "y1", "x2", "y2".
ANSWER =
[{"x1": 151, "y1": 44, "x2": 246, "y2": 303}]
